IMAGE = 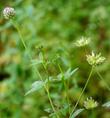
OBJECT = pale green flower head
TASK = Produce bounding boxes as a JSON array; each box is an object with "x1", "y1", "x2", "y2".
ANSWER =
[
  {"x1": 84, "y1": 97, "x2": 98, "y2": 109},
  {"x1": 74, "y1": 36, "x2": 90, "y2": 47},
  {"x1": 86, "y1": 51, "x2": 105, "y2": 66}
]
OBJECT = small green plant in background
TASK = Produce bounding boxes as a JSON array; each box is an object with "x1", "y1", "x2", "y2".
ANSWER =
[{"x1": 1, "y1": 3, "x2": 110, "y2": 118}]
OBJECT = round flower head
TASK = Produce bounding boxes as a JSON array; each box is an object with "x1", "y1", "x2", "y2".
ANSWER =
[
  {"x1": 74, "y1": 36, "x2": 90, "y2": 47},
  {"x1": 84, "y1": 97, "x2": 98, "y2": 109},
  {"x1": 3, "y1": 7, "x2": 15, "y2": 19},
  {"x1": 86, "y1": 51, "x2": 105, "y2": 66}
]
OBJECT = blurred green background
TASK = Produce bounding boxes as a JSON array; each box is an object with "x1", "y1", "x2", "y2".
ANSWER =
[{"x1": 0, "y1": 0, "x2": 110, "y2": 118}]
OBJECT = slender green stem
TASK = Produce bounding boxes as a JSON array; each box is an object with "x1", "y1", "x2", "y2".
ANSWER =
[
  {"x1": 84, "y1": 47, "x2": 88, "y2": 55},
  {"x1": 11, "y1": 21, "x2": 27, "y2": 50},
  {"x1": 42, "y1": 62, "x2": 50, "y2": 83},
  {"x1": 58, "y1": 64, "x2": 71, "y2": 114},
  {"x1": 46, "y1": 88, "x2": 60, "y2": 118},
  {"x1": 96, "y1": 68, "x2": 110, "y2": 91},
  {"x1": 42, "y1": 60, "x2": 60, "y2": 118},
  {"x1": 69, "y1": 67, "x2": 93, "y2": 118},
  {"x1": 12, "y1": 21, "x2": 59, "y2": 118}
]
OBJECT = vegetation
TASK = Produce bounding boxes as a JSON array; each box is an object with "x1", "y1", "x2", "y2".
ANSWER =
[{"x1": 0, "y1": 0, "x2": 110, "y2": 118}]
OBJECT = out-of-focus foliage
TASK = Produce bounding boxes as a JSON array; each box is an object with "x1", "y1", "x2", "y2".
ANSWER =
[{"x1": 0, "y1": 0, "x2": 110, "y2": 118}]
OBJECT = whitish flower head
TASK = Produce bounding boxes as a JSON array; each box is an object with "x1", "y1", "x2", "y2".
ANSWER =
[
  {"x1": 74, "y1": 36, "x2": 90, "y2": 47},
  {"x1": 86, "y1": 51, "x2": 105, "y2": 66},
  {"x1": 3, "y1": 7, "x2": 15, "y2": 19},
  {"x1": 91, "y1": 6, "x2": 107, "y2": 21},
  {"x1": 84, "y1": 97, "x2": 98, "y2": 109}
]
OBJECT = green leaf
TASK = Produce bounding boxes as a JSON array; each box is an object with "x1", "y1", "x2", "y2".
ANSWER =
[
  {"x1": 70, "y1": 108, "x2": 84, "y2": 118},
  {"x1": 30, "y1": 59, "x2": 43, "y2": 66},
  {"x1": 65, "y1": 68, "x2": 78, "y2": 79},
  {"x1": 49, "y1": 104, "x2": 70, "y2": 117},
  {"x1": 25, "y1": 81, "x2": 44, "y2": 95},
  {"x1": 44, "y1": 108, "x2": 52, "y2": 113},
  {"x1": 102, "y1": 101, "x2": 110, "y2": 108},
  {"x1": 57, "y1": 68, "x2": 78, "y2": 80}
]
